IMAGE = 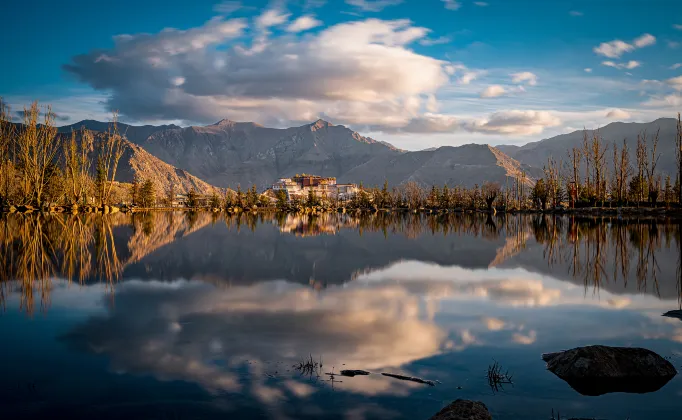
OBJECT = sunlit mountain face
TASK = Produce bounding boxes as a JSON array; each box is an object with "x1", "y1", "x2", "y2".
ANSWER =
[{"x1": 1, "y1": 212, "x2": 681, "y2": 419}]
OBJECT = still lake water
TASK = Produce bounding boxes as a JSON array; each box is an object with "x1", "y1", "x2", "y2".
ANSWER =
[{"x1": 1, "y1": 212, "x2": 681, "y2": 419}]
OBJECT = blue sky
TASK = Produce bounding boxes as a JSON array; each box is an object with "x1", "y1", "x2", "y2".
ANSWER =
[{"x1": 2, "y1": 0, "x2": 681, "y2": 149}]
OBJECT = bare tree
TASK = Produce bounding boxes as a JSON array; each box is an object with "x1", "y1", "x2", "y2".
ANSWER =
[
  {"x1": 63, "y1": 128, "x2": 94, "y2": 205},
  {"x1": 403, "y1": 181, "x2": 425, "y2": 209},
  {"x1": 482, "y1": 181, "x2": 501, "y2": 212},
  {"x1": 676, "y1": 113, "x2": 682, "y2": 203},
  {"x1": 567, "y1": 147, "x2": 581, "y2": 205},
  {"x1": 97, "y1": 112, "x2": 126, "y2": 206},
  {"x1": 635, "y1": 132, "x2": 648, "y2": 203},
  {"x1": 0, "y1": 99, "x2": 16, "y2": 204},
  {"x1": 590, "y1": 131, "x2": 608, "y2": 204},
  {"x1": 544, "y1": 157, "x2": 562, "y2": 208},
  {"x1": 582, "y1": 130, "x2": 592, "y2": 199},
  {"x1": 165, "y1": 183, "x2": 175, "y2": 208},
  {"x1": 611, "y1": 139, "x2": 632, "y2": 203},
  {"x1": 16, "y1": 102, "x2": 61, "y2": 207},
  {"x1": 645, "y1": 129, "x2": 661, "y2": 203}
]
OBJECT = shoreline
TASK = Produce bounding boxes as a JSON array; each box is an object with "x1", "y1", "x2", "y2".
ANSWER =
[{"x1": 4, "y1": 203, "x2": 682, "y2": 218}]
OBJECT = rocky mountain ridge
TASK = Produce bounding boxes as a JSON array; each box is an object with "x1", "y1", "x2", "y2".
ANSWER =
[
  {"x1": 60, "y1": 116, "x2": 678, "y2": 191},
  {"x1": 64, "y1": 119, "x2": 538, "y2": 189}
]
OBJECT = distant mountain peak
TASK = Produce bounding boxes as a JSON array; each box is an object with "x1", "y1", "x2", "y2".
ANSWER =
[
  {"x1": 310, "y1": 119, "x2": 332, "y2": 131},
  {"x1": 208, "y1": 119, "x2": 265, "y2": 129},
  {"x1": 212, "y1": 118, "x2": 236, "y2": 126}
]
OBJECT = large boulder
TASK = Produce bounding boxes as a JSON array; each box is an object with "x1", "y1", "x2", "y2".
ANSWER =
[
  {"x1": 543, "y1": 345, "x2": 677, "y2": 396},
  {"x1": 429, "y1": 400, "x2": 492, "y2": 420}
]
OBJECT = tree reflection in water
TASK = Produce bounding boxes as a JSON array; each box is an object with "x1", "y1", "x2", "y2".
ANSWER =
[{"x1": 1, "y1": 212, "x2": 681, "y2": 314}]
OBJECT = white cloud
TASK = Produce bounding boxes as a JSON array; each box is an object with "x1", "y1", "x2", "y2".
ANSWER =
[
  {"x1": 512, "y1": 330, "x2": 537, "y2": 345},
  {"x1": 464, "y1": 110, "x2": 561, "y2": 135},
  {"x1": 256, "y1": 8, "x2": 290, "y2": 29},
  {"x1": 480, "y1": 85, "x2": 506, "y2": 98},
  {"x1": 419, "y1": 36, "x2": 451, "y2": 46},
  {"x1": 584, "y1": 68, "x2": 592, "y2": 73},
  {"x1": 633, "y1": 33, "x2": 656, "y2": 48},
  {"x1": 593, "y1": 33, "x2": 655, "y2": 58},
  {"x1": 474, "y1": 1, "x2": 488, "y2": 6},
  {"x1": 346, "y1": 0, "x2": 403, "y2": 12},
  {"x1": 593, "y1": 40, "x2": 635, "y2": 58},
  {"x1": 671, "y1": 63, "x2": 682, "y2": 70},
  {"x1": 601, "y1": 60, "x2": 641, "y2": 70},
  {"x1": 674, "y1": 24, "x2": 682, "y2": 30},
  {"x1": 425, "y1": 94, "x2": 439, "y2": 112},
  {"x1": 510, "y1": 71, "x2": 538, "y2": 85},
  {"x1": 65, "y1": 17, "x2": 453, "y2": 131},
  {"x1": 113, "y1": 17, "x2": 247, "y2": 56},
  {"x1": 446, "y1": 64, "x2": 486, "y2": 85},
  {"x1": 667, "y1": 76, "x2": 682, "y2": 91},
  {"x1": 441, "y1": 0, "x2": 462, "y2": 10},
  {"x1": 286, "y1": 15, "x2": 323, "y2": 32},
  {"x1": 643, "y1": 93, "x2": 682, "y2": 107},
  {"x1": 396, "y1": 113, "x2": 459, "y2": 133},
  {"x1": 213, "y1": 1, "x2": 242, "y2": 14},
  {"x1": 668, "y1": 41, "x2": 681, "y2": 49},
  {"x1": 460, "y1": 71, "x2": 482, "y2": 84},
  {"x1": 569, "y1": 11, "x2": 583, "y2": 16},
  {"x1": 483, "y1": 317, "x2": 505, "y2": 331},
  {"x1": 605, "y1": 108, "x2": 631, "y2": 119}
]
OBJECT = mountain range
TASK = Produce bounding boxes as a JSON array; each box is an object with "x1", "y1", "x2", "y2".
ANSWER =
[{"x1": 58, "y1": 116, "x2": 680, "y2": 192}]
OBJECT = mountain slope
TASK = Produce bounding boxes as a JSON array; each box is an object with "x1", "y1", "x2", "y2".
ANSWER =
[
  {"x1": 499, "y1": 118, "x2": 679, "y2": 175},
  {"x1": 58, "y1": 130, "x2": 220, "y2": 195},
  {"x1": 342, "y1": 144, "x2": 541, "y2": 188},
  {"x1": 140, "y1": 119, "x2": 402, "y2": 189},
  {"x1": 117, "y1": 139, "x2": 220, "y2": 195}
]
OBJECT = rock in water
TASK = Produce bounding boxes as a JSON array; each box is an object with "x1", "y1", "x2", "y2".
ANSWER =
[
  {"x1": 429, "y1": 400, "x2": 492, "y2": 420},
  {"x1": 543, "y1": 345, "x2": 677, "y2": 396},
  {"x1": 662, "y1": 309, "x2": 682, "y2": 321}
]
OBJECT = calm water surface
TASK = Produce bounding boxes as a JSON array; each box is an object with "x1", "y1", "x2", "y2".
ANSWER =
[{"x1": 1, "y1": 212, "x2": 681, "y2": 419}]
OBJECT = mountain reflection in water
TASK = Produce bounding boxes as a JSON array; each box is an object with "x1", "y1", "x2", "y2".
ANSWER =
[{"x1": 1, "y1": 212, "x2": 682, "y2": 419}]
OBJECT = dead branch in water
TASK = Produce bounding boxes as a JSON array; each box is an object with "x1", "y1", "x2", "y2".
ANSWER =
[
  {"x1": 487, "y1": 360, "x2": 513, "y2": 392},
  {"x1": 381, "y1": 372, "x2": 436, "y2": 386}
]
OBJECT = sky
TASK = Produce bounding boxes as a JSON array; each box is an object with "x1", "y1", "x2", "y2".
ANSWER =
[{"x1": 1, "y1": 0, "x2": 681, "y2": 150}]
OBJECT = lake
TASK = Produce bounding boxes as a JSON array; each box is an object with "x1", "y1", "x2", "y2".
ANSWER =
[{"x1": 1, "y1": 212, "x2": 681, "y2": 419}]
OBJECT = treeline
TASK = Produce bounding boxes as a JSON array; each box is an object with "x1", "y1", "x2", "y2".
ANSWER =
[
  {"x1": 267, "y1": 180, "x2": 507, "y2": 212},
  {"x1": 531, "y1": 113, "x2": 682, "y2": 210},
  {"x1": 0, "y1": 101, "x2": 125, "y2": 208}
]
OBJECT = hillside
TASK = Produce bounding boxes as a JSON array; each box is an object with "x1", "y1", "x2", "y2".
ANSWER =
[
  {"x1": 497, "y1": 118, "x2": 679, "y2": 175},
  {"x1": 342, "y1": 144, "x2": 541, "y2": 188},
  {"x1": 58, "y1": 130, "x2": 220, "y2": 195},
  {"x1": 117, "y1": 139, "x2": 220, "y2": 195}
]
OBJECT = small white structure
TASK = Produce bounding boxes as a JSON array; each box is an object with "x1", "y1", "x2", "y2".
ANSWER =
[
  {"x1": 273, "y1": 178, "x2": 303, "y2": 200},
  {"x1": 334, "y1": 184, "x2": 359, "y2": 200}
]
